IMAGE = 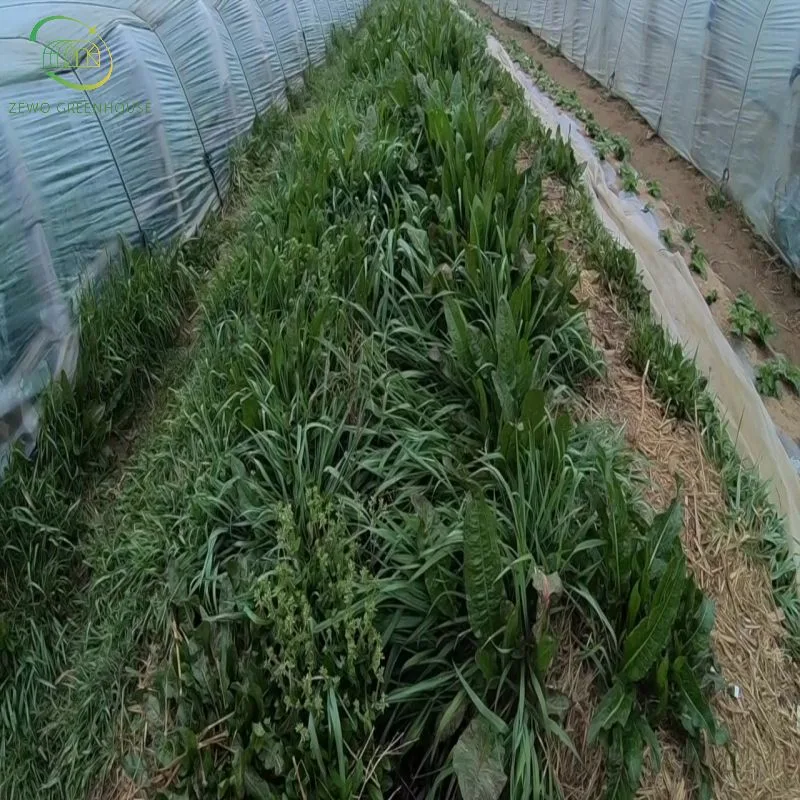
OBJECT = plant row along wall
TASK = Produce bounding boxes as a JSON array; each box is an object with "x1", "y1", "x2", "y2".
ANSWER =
[
  {"x1": 2, "y1": 1, "x2": 727, "y2": 798},
  {"x1": 461, "y1": 1, "x2": 800, "y2": 660}
]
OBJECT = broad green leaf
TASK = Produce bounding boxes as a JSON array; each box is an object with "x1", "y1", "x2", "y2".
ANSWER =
[
  {"x1": 605, "y1": 726, "x2": 635, "y2": 800},
  {"x1": 535, "y1": 631, "x2": 556, "y2": 676},
  {"x1": 495, "y1": 296, "x2": 518, "y2": 393},
  {"x1": 626, "y1": 580, "x2": 641, "y2": 631},
  {"x1": 520, "y1": 388, "x2": 545, "y2": 433},
  {"x1": 623, "y1": 722, "x2": 644, "y2": 787},
  {"x1": 684, "y1": 594, "x2": 716, "y2": 651},
  {"x1": 244, "y1": 767, "x2": 277, "y2": 799},
  {"x1": 452, "y1": 718, "x2": 508, "y2": 800},
  {"x1": 673, "y1": 656, "x2": 716, "y2": 736},
  {"x1": 444, "y1": 298, "x2": 473, "y2": 372},
  {"x1": 655, "y1": 653, "x2": 669, "y2": 715},
  {"x1": 647, "y1": 491, "x2": 683, "y2": 572},
  {"x1": 588, "y1": 681, "x2": 634, "y2": 744},
  {"x1": 436, "y1": 690, "x2": 467, "y2": 745},
  {"x1": 635, "y1": 716, "x2": 662, "y2": 772},
  {"x1": 622, "y1": 552, "x2": 685, "y2": 681},
  {"x1": 464, "y1": 494, "x2": 508, "y2": 643},
  {"x1": 492, "y1": 370, "x2": 516, "y2": 423}
]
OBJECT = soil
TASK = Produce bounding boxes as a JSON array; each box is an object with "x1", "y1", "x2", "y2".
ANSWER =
[{"x1": 463, "y1": 0, "x2": 800, "y2": 450}]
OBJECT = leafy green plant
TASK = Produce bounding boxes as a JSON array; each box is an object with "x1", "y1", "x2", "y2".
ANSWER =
[
  {"x1": 646, "y1": 179, "x2": 662, "y2": 199},
  {"x1": 706, "y1": 185, "x2": 728, "y2": 213},
  {"x1": 690, "y1": 245, "x2": 709, "y2": 279},
  {"x1": 588, "y1": 491, "x2": 724, "y2": 799},
  {"x1": 756, "y1": 356, "x2": 800, "y2": 398},
  {"x1": 620, "y1": 163, "x2": 639, "y2": 193},
  {"x1": 660, "y1": 228, "x2": 676, "y2": 251},
  {"x1": 682, "y1": 226, "x2": 696, "y2": 244},
  {"x1": 728, "y1": 292, "x2": 777, "y2": 345},
  {"x1": 705, "y1": 289, "x2": 718, "y2": 305}
]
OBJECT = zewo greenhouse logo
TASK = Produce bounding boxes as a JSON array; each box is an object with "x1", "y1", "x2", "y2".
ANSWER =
[
  {"x1": 32, "y1": 14, "x2": 113, "y2": 91},
  {"x1": 7, "y1": 15, "x2": 152, "y2": 116}
]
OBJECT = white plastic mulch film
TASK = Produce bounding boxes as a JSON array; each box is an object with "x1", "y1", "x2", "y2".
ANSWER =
[
  {"x1": 486, "y1": 0, "x2": 800, "y2": 278},
  {"x1": 0, "y1": 0, "x2": 360, "y2": 466}
]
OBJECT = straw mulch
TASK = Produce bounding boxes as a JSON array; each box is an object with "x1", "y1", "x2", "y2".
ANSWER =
[{"x1": 563, "y1": 253, "x2": 800, "y2": 799}]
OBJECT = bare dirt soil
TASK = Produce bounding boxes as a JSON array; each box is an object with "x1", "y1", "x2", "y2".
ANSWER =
[{"x1": 464, "y1": 0, "x2": 800, "y2": 368}]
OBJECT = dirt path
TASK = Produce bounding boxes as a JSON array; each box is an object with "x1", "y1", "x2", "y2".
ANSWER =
[{"x1": 464, "y1": 0, "x2": 800, "y2": 368}]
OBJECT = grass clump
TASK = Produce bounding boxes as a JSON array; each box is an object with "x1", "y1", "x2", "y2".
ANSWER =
[
  {"x1": 690, "y1": 245, "x2": 709, "y2": 279},
  {"x1": 660, "y1": 228, "x2": 676, "y2": 251},
  {"x1": 620, "y1": 162, "x2": 639, "y2": 193},
  {"x1": 756, "y1": 355, "x2": 800, "y2": 398},
  {"x1": 682, "y1": 226, "x2": 696, "y2": 244},
  {"x1": 646, "y1": 179, "x2": 662, "y2": 199},
  {"x1": 569, "y1": 166, "x2": 800, "y2": 660},
  {"x1": 707, "y1": 185, "x2": 729, "y2": 212},
  {"x1": 728, "y1": 291, "x2": 777, "y2": 345}
]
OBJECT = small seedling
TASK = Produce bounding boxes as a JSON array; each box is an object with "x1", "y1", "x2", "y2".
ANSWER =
[
  {"x1": 705, "y1": 289, "x2": 718, "y2": 305},
  {"x1": 660, "y1": 228, "x2": 676, "y2": 251},
  {"x1": 690, "y1": 245, "x2": 709, "y2": 279},
  {"x1": 706, "y1": 185, "x2": 728, "y2": 213},
  {"x1": 755, "y1": 356, "x2": 800, "y2": 398},
  {"x1": 728, "y1": 292, "x2": 776, "y2": 345},
  {"x1": 620, "y1": 162, "x2": 639, "y2": 193},
  {"x1": 646, "y1": 179, "x2": 662, "y2": 199},
  {"x1": 682, "y1": 227, "x2": 696, "y2": 244}
]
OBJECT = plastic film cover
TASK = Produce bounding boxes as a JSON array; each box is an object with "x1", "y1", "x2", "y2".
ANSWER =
[
  {"x1": 0, "y1": 0, "x2": 361, "y2": 466},
  {"x1": 484, "y1": 0, "x2": 800, "y2": 277}
]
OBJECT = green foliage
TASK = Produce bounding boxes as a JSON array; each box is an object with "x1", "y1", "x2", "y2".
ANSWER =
[
  {"x1": 756, "y1": 356, "x2": 800, "y2": 398},
  {"x1": 660, "y1": 228, "x2": 676, "y2": 251},
  {"x1": 690, "y1": 245, "x2": 709, "y2": 279},
  {"x1": 145, "y1": 490, "x2": 385, "y2": 797},
  {"x1": 452, "y1": 719, "x2": 508, "y2": 800},
  {"x1": 620, "y1": 162, "x2": 639, "y2": 193},
  {"x1": 464, "y1": 494, "x2": 509, "y2": 643},
  {"x1": 705, "y1": 289, "x2": 719, "y2": 305},
  {"x1": 706, "y1": 185, "x2": 729, "y2": 213},
  {"x1": 728, "y1": 292, "x2": 777, "y2": 345},
  {"x1": 577, "y1": 178, "x2": 800, "y2": 662},
  {"x1": 682, "y1": 226, "x2": 696, "y2": 244},
  {"x1": 586, "y1": 485, "x2": 723, "y2": 799},
  {"x1": 646, "y1": 179, "x2": 662, "y2": 199}
]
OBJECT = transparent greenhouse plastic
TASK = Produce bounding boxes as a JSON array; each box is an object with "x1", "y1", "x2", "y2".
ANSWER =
[
  {"x1": 485, "y1": 0, "x2": 800, "y2": 279},
  {"x1": 0, "y1": 0, "x2": 366, "y2": 466}
]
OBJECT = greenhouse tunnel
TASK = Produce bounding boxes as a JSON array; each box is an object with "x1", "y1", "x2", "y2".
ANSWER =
[
  {"x1": 0, "y1": 0, "x2": 365, "y2": 465},
  {"x1": 487, "y1": 0, "x2": 800, "y2": 281}
]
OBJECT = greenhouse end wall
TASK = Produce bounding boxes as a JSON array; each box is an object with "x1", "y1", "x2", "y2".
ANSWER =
[
  {"x1": 484, "y1": 0, "x2": 800, "y2": 278},
  {"x1": 0, "y1": 0, "x2": 367, "y2": 466}
]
